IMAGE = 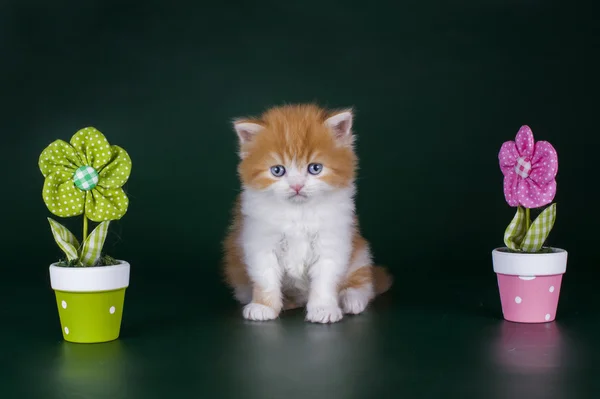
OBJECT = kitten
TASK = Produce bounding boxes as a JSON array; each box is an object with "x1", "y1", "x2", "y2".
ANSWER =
[{"x1": 222, "y1": 104, "x2": 392, "y2": 323}]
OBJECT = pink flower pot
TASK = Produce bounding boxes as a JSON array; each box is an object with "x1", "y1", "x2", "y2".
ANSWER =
[{"x1": 492, "y1": 248, "x2": 567, "y2": 323}]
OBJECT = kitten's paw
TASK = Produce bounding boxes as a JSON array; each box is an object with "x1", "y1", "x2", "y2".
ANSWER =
[
  {"x1": 340, "y1": 288, "x2": 370, "y2": 315},
  {"x1": 305, "y1": 305, "x2": 343, "y2": 324},
  {"x1": 243, "y1": 303, "x2": 278, "y2": 321}
]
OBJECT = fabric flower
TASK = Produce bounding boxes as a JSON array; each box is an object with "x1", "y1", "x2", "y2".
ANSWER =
[
  {"x1": 498, "y1": 125, "x2": 558, "y2": 208},
  {"x1": 39, "y1": 127, "x2": 132, "y2": 222}
]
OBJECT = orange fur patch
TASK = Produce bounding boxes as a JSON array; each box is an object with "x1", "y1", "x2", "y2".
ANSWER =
[
  {"x1": 222, "y1": 197, "x2": 250, "y2": 288},
  {"x1": 342, "y1": 227, "x2": 393, "y2": 295},
  {"x1": 341, "y1": 267, "x2": 373, "y2": 291},
  {"x1": 350, "y1": 228, "x2": 367, "y2": 265},
  {"x1": 372, "y1": 266, "x2": 393, "y2": 295},
  {"x1": 236, "y1": 104, "x2": 357, "y2": 190},
  {"x1": 339, "y1": 265, "x2": 392, "y2": 295},
  {"x1": 340, "y1": 228, "x2": 373, "y2": 291}
]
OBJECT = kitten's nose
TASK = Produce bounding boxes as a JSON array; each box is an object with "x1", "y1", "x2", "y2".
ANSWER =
[{"x1": 290, "y1": 184, "x2": 304, "y2": 193}]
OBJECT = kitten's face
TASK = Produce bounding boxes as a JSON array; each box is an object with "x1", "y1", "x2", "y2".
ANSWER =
[{"x1": 233, "y1": 104, "x2": 357, "y2": 203}]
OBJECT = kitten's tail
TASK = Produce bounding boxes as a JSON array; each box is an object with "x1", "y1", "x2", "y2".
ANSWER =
[{"x1": 373, "y1": 266, "x2": 393, "y2": 295}]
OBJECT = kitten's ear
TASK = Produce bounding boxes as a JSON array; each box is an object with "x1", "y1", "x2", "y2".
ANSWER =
[
  {"x1": 325, "y1": 109, "x2": 354, "y2": 145},
  {"x1": 233, "y1": 119, "x2": 264, "y2": 145}
]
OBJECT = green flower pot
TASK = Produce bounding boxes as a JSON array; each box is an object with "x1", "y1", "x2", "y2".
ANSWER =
[{"x1": 49, "y1": 261, "x2": 130, "y2": 343}]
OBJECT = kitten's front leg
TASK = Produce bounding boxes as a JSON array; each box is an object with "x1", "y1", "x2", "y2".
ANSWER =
[
  {"x1": 243, "y1": 250, "x2": 283, "y2": 321},
  {"x1": 306, "y1": 235, "x2": 350, "y2": 324}
]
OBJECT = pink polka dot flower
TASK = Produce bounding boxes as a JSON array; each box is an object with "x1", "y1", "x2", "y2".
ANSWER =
[
  {"x1": 499, "y1": 125, "x2": 558, "y2": 209},
  {"x1": 498, "y1": 125, "x2": 559, "y2": 253},
  {"x1": 492, "y1": 125, "x2": 567, "y2": 324}
]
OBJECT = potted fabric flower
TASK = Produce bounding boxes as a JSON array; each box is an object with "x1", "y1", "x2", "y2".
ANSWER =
[
  {"x1": 39, "y1": 127, "x2": 132, "y2": 343},
  {"x1": 492, "y1": 125, "x2": 567, "y2": 323}
]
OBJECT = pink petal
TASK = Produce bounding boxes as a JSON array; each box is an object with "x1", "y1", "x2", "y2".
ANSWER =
[
  {"x1": 529, "y1": 140, "x2": 558, "y2": 186},
  {"x1": 503, "y1": 169, "x2": 520, "y2": 207},
  {"x1": 498, "y1": 141, "x2": 518, "y2": 176},
  {"x1": 516, "y1": 178, "x2": 556, "y2": 208},
  {"x1": 515, "y1": 125, "x2": 534, "y2": 158}
]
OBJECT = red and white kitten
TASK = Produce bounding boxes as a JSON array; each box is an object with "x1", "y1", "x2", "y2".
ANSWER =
[{"x1": 223, "y1": 104, "x2": 391, "y2": 323}]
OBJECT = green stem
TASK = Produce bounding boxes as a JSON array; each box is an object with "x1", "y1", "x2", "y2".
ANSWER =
[
  {"x1": 525, "y1": 207, "x2": 531, "y2": 231},
  {"x1": 83, "y1": 215, "x2": 89, "y2": 242}
]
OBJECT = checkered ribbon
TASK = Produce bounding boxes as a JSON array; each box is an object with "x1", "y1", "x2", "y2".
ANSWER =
[
  {"x1": 504, "y1": 207, "x2": 527, "y2": 250},
  {"x1": 48, "y1": 218, "x2": 80, "y2": 261},
  {"x1": 79, "y1": 220, "x2": 110, "y2": 266},
  {"x1": 48, "y1": 218, "x2": 110, "y2": 266},
  {"x1": 522, "y1": 204, "x2": 556, "y2": 252},
  {"x1": 504, "y1": 204, "x2": 556, "y2": 252}
]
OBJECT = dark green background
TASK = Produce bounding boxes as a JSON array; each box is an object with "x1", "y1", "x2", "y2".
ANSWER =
[{"x1": 2, "y1": 1, "x2": 599, "y2": 398}]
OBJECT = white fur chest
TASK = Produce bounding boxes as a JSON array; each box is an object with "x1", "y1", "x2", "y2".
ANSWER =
[
  {"x1": 240, "y1": 189, "x2": 355, "y2": 292},
  {"x1": 276, "y1": 207, "x2": 321, "y2": 281}
]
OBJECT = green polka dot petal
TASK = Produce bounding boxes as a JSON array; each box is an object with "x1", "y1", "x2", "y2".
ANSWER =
[
  {"x1": 39, "y1": 140, "x2": 84, "y2": 178},
  {"x1": 85, "y1": 186, "x2": 130, "y2": 222},
  {"x1": 42, "y1": 171, "x2": 86, "y2": 218},
  {"x1": 69, "y1": 127, "x2": 113, "y2": 171},
  {"x1": 97, "y1": 145, "x2": 132, "y2": 189},
  {"x1": 39, "y1": 127, "x2": 132, "y2": 221}
]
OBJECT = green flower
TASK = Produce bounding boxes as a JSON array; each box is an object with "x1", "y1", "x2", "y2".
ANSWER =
[{"x1": 39, "y1": 127, "x2": 132, "y2": 222}]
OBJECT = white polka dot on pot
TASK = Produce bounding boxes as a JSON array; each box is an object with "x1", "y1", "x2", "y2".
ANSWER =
[
  {"x1": 549, "y1": 286, "x2": 555, "y2": 293},
  {"x1": 515, "y1": 296, "x2": 522, "y2": 304},
  {"x1": 545, "y1": 314, "x2": 551, "y2": 321},
  {"x1": 61, "y1": 300, "x2": 67, "y2": 309},
  {"x1": 109, "y1": 306, "x2": 116, "y2": 314},
  {"x1": 64, "y1": 327, "x2": 69, "y2": 335}
]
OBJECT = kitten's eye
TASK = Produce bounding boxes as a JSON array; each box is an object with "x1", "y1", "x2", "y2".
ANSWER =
[
  {"x1": 270, "y1": 165, "x2": 286, "y2": 177},
  {"x1": 308, "y1": 163, "x2": 323, "y2": 175}
]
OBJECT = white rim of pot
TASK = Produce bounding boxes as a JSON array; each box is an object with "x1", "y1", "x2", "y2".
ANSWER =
[
  {"x1": 492, "y1": 247, "x2": 567, "y2": 276},
  {"x1": 49, "y1": 261, "x2": 130, "y2": 292}
]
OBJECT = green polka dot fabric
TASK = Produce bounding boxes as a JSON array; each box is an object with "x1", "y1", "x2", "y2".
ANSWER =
[{"x1": 39, "y1": 127, "x2": 132, "y2": 222}]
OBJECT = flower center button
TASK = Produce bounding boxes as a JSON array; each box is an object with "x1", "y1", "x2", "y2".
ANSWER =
[
  {"x1": 73, "y1": 165, "x2": 99, "y2": 191},
  {"x1": 515, "y1": 157, "x2": 532, "y2": 179}
]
